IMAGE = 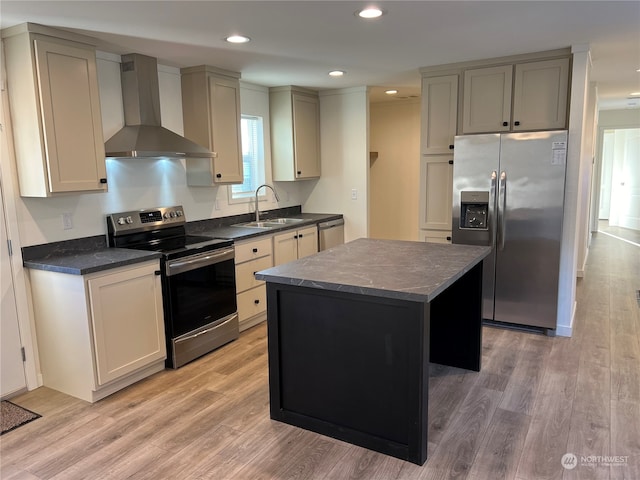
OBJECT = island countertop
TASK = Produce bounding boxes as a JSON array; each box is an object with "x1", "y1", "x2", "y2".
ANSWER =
[{"x1": 255, "y1": 238, "x2": 491, "y2": 302}]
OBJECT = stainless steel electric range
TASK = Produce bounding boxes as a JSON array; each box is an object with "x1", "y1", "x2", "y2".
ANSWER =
[{"x1": 107, "y1": 206, "x2": 238, "y2": 368}]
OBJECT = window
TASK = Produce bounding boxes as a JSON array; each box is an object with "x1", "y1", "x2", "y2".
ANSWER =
[{"x1": 229, "y1": 115, "x2": 266, "y2": 202}]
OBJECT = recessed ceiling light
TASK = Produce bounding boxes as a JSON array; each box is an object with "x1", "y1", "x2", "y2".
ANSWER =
[
  {"x1": 357, "y1": 7, "x2": 384, "y2": 19},
  {"x1": 385, "y1": 89, "x2": 398, "y2": 95},
  {"x1": 329, "y1": 70, "x2": 345, "y2": 77},
  {"x1": 630, "y1": 92, "x2": 640, "y2": 96},
  {"x1": 225, "y1": 35, "x2": 251, "y2": 44}
]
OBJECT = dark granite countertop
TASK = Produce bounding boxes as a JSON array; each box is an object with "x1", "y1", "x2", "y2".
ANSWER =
[
  {"x1": 23, "y1": 248, "x2": 162, "y2": 276},
  {"x1": 22, "y1": 208, "x2": 342, "y2": 275},
  {"x1": 255, "y1": 238, "x2": 491, "y2": 302},
  {"x1": 187, "y1": 212, "x2": 343, "y2": 241}
]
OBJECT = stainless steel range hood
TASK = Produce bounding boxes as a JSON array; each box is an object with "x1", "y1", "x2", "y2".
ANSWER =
[{"x1": 105, "y1": 53, "x2": 213, "y2": 159}]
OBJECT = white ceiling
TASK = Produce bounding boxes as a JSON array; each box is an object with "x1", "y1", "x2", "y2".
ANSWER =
[{"x1": 1, "y1": 1, "x2": 639, "y2": 108}]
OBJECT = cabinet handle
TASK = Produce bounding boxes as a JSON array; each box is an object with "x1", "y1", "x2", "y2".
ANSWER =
[
  {"x1": 502, "y1": 121, "x2": 508, "y2": 127},
  {"x1": 446, "y1": 236, "x2": 452, "y2": 241},
  {"x1": 254, "y1": 299, "x2": 260, "y2": 304},
  {"x1": 297, "y1": 171, "x2": 302, "y2": 175},
  {"x1": 298, "y1": 234, "x2": 303, "y2": 238},
  {"x1": 448, "y1": 160, "x2": 453, "y2": 165},
  {"x1": 294, "y1": 235, "x2": 298, "y2": 239},
  {"x1": 216, "y1": 173, "x2": 222, "y2": 178},
  {"x1": 154, "y1": 270, "x2": 162, "y2": 275},
  {"x1": 514, "y1": 121, "x2": 520, "y2": 126},
  {"x1": 252, "y1": 248, "x2": 258, "y2": 253},
  {"x1": 100, "y1": 178, "x2": 107, "y2": 184},
  {"x1": 448, "y1": 144, "x2": 454, "y2": 150}
]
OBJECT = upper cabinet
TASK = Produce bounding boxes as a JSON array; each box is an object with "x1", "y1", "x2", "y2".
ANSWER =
[
  {"x1": 270, "y1": 86, "x2": 321, "y2": 181},
  {"x1": 2, "y1": 24, "x2": 107, "y2": 197},
  {"x1": 181, "y1": 65, "x2": 243, "y2": 185},
  {"x1": 421, "y1": 75, "x2": 458, "y2": 154},
  {"x1": 462, "y1": 65, "x2": 513, "y2": 134},
  {"x1": 462, "y1": 57, "x2": 570, "y2": 134},
  {"x1": 511, "y1": 58, "x2": 570, "y2": 131}
]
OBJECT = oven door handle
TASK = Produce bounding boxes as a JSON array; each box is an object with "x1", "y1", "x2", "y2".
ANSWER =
[{"x1": 166, "y1": 247, "x2": 235, "y2": 276}]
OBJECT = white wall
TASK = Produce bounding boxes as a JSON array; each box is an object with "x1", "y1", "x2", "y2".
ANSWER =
[
  {"x1": 11, "y1": 52, "x2": 307, "y2": 247},
  {"x1": 369, "y1": 99, "x2": 420, "y2": 241},
  {"x1": 303, "y1": 87, "x2": 369, "y2": 242},
  {"x1": 556, "y1": 46, "x2": 591, "y2": 337}
]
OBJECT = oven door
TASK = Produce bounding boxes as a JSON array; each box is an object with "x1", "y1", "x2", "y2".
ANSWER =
[{"x1": 164, "y1": 247, "x2": 238, "y2": 365}]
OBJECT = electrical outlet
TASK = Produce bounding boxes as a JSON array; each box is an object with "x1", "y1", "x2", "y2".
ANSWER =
[
  {"x1": 62, "y1": 212, "x2": 73, "y2": 230},
  {"x1": 351, "y1": 189, "x2": 358, "y2": 200}
]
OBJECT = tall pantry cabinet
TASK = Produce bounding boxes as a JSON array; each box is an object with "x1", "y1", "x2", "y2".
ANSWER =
[{"x1": 418, "y1": 74, "x2": 457, "y2": 243}]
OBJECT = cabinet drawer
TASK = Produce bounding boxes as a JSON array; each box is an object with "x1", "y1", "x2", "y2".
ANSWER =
[
  {"x1": 237, "y1": 285, "x2": 267, "y2": 322},
  {"x1": 235, "y1": 255, "x2": 273, "y2": 293},
  {"x1": 235, "y1": 237, "x2": 273, "y2": 264}
]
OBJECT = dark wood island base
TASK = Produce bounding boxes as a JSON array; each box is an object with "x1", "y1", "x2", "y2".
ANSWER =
[{"x1": 257, "y1": 239, "x2": 490, "y2": 465}]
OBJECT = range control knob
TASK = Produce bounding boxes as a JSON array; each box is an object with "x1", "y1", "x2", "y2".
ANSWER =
[
  {"x1": 169, "y1": 211, "x2": 177, "y2": 218},
  {"x1": 163, "y1": 212, "x2": 171, "y2": 219},
  {"x1": 117, "y1": 217, "x2": 126, "y2": 225},
  {"x1": 125, "y1": 216, "x2": 134, "y2": 224},
  {"x1": 176, "y1": 210, "x2": 183, "y2": 217}
]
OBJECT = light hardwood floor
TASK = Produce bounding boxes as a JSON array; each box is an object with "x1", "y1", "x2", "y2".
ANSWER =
[{"x1": 2, "y1": 231, "x2": 639, "y2": 480}]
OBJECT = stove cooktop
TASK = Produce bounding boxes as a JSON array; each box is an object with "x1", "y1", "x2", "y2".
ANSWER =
[{"x1": 124, "y1": 235, "x2": 233, "y2": 258}]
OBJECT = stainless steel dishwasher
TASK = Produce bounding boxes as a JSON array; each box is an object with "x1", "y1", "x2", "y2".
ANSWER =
[{"x1": 318, "y1": 218, "x2": 345, "y2": 250}]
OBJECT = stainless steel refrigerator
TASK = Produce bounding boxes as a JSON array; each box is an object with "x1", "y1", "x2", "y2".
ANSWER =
[{"x1": 452, "y1": 130, "x2": 568, "y2": 331}]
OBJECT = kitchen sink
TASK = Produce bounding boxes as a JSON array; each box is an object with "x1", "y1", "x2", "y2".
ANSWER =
[
  {"x1": 232, "y1": 218, "x2": 305, "y2": 229},
  {"x1": 233, "y1": 221, "x2": 274, "y2": 229},
  {"x1": 263, "y1": 218, "x2": 304, "y2": 225}
]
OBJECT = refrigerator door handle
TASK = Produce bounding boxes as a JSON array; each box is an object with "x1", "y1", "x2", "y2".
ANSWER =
[
  {"x1": 490, "y1": 171, "x2": 497, "y2": 247},
  {"x1": 498, "y1": 171, "x2": 507, "y2": 251}
]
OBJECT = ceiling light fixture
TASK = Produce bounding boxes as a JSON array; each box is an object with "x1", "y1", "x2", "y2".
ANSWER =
[
  {"x1": 630, "y1": 92, "x2": 640, "y2": 96},
  {"x1": 329, "y1": 70, "x2": 345, "y2": 77},
  {"x1": 385, "y1": 89, "x2": 398, "y2": 95},
  {"x1": 225, "y1": 35, "x2": 251, "y2": 44},
  {"x1": 357, "y1": 7, "x2": 384, "y2": 19}
]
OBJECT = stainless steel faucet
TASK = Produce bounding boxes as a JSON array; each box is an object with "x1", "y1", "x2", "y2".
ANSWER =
[{"x1": 255, "y1": 184, "x2": 280, "y2": 221}]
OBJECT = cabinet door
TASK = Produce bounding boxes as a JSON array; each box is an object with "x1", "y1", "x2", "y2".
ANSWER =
[
  {"x1": 88, "y1": 264, "x2": 166, "y2": 385},
  {"x1": 237, "y1": 285, "x2": 267, "y2": 323},
  {"x1": 421, "y1": 75, "x2": 458, "y2": 154},
  {"x1": 419, "y1": 230, "x2": 452, "y2": 244},
  {"x1": 34, "y1": 38, "x2": 107, "y2": 193},
  {"x1": 419, "y1": 155, "x2": 453, "y2": 230},
  {"x1": 209, "y1": 75, "x2": 243, "y2": 183},
  {"x1": 292, "y1": 93, "x2": 321, "y2": 179},
  {"x1": 235, "y1": 255, "x2": 273, "y2": 293},
  {"x1": 462, "y1": 65, "x2": 512, "y2": 134},
  {"x1": 512, "y1": 58, "x2": 569, "y2": 131},
  {"x1": 296, "y1": 226, "x2": 318, "y2": 259},
  {"x1": 273, "y1": 231, "x2": 298, "y2": 266}
]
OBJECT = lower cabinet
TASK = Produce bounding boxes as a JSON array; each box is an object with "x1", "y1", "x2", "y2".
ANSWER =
[
  {"x1": 234, "y1": 236, "x2": 273, "y2": 332},
  {"x1": 29, "y1": 261, "x2": 166, "y2": 403},
  {"x1": 273, "y1": 226, "x2": 318, "y2": 266},
  {"x1": 419, "y1": 230, "x2": 452, "y2": 244}
]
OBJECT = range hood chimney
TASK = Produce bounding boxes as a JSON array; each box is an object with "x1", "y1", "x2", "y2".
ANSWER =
[{"x1": 105, "y1": 53, "x2": 213, "y2": 159}]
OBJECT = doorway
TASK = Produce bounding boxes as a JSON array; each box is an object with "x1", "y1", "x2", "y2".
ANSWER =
[
  {"x1": 598, "y1": 127, "x2": 640, "y2": 236},
  {"x1": 1, "y1": 175, "x2": 27, "y2": 398}
]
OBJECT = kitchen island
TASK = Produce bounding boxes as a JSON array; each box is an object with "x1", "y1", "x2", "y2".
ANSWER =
[{"x1": 255, "y1": 238, "x2": 491, "y2": 465}]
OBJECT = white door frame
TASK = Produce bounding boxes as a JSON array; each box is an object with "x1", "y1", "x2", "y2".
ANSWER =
[
  {"x1": 593, "y1": 123, "x2": 640, "y2": 231},
  {"x1": 1, "y1": 54, "x2": 41, "y2": 391}
]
